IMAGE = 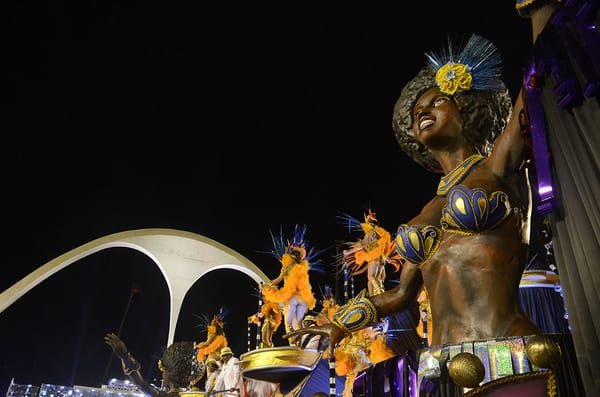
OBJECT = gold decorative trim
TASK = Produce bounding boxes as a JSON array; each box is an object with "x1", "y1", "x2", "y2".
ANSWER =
[
  {"x1": 516, "y1": 0, "x2": 538, "y2": 10},
  {"x1": 240, "y1": 346, "x2": 322, "y2": 376},
  {"x1": 464, "y1": 370, "x2": 557, "y2": 396},
  {"x1": 437, "y1": 154, "x2": 485, "y2": 195},
  {"x1": 332, "y1": 289, "x2": 378, "y2": 334}
]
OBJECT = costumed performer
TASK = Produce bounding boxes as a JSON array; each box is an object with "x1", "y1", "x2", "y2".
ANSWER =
[
  {"x1": 214, "y1": 346, "x2": 244, "y2": 397},
  {"x1": 338, "y1": 210, "x2": 400, "y2": 296},
  {"x1": 248, "y1": 296, "x2": 283, "y2": 349},
  {"x1": 204, "y1": 357, "x2": 222, "y2": 394},
  {"x1": 194, "y1": 307, "x2": 229, "y2": 364},
  {"x1": 315, "y1": 284, "x2": 339, "y2": 326},
  {"x1": 261, "y1": 224, "x2": 323, "y2": 334},
  {"x1": 333, "y1": 329, "x2": 372, "y2": 397}
]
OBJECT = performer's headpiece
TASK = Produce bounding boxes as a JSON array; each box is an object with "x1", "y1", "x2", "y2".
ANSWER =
[{"x1": 267, "y1": 224, "x2": 325, "y2": 272}]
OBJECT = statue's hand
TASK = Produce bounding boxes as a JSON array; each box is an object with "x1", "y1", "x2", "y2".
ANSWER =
[
  {"x1": 283, "y1": 323, "x2": 345, "y2": 357},
  {"x1": 104, "y1": 332, "x2": 128, "y2": 359}
]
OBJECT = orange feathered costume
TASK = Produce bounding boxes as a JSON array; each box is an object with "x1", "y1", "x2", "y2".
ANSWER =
[
  {"x1": 350, "y1": 225, "x2": 396, "y2": 272},
  {"x1": 196, "y1": 323, "x2": 228, "y2": 363},
  {"x1": 256, "y1": 301, "x2": 283, "y2": 329},
  {"x1": 261, "y1": 254, "x2": 316, "y2": 310}
]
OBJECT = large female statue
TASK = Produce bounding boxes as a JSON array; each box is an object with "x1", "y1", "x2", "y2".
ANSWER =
[{"x1": 285, "y1": 34, "x2": 580, "y2": 395}]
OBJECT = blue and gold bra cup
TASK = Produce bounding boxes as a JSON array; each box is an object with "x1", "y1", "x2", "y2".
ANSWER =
[
  {"x1": 441, "y1": 185, "x2": 511, "y2": 236},
  {"x1": 394, "y1": 185, "x2": 511, "y2": 267},
  {"x1": 394, "y1": 224, "x2": 442, "y2": 268}
]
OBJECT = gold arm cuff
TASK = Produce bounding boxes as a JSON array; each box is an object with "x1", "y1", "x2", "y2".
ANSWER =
[
  {"x1": 515, "y1": 0, "x2": 561, "y2": 17},
  {"x1": 332, "y1": 289, "x2": 378, "y2": 334},
  {"x1": 121, "y1": 352, "x2": 141, "y2": 375}
]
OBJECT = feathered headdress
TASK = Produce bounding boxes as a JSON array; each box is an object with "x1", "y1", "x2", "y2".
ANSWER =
[
  {"x1": 336, "y1": 209, "x2": 379, "y2": 234},
  {"x1": 267, "y1": 224, "x2": 325, "y2": 272},
  {"x1": 193, "y1": 306, "x2": 229, "y2": 332},
  {"x1": 317, "y1": 283, "x2": 337, "y2": 309},
  {"x1": 320, "y1": 284, "x2": 335, "y2": 302},
  {"x1": 211, "y1": 306, "x2": 228, "y2": 326},
  {"x1": 424, "y1": 34, "x2": 505, "y2": 96},
  {"x1": 335, "y1": 211, "x2": 364, "y2": 272},
  {"x1": 336, "y1": 210, "x2": 364, "y2": 235}
]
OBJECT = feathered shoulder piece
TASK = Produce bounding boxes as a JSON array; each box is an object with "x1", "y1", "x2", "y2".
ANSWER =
[{"x1": 425, "y1": 34, "x2": 506, "y2": 95}]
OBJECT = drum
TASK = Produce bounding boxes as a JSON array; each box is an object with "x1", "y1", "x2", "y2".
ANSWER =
[{"x1": 240, "y1": 346, "x2": 322, "y2": 395}]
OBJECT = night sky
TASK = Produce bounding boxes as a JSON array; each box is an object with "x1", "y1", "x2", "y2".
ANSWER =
[{"x1": 2, "y1": 1, "x2": 533, "y2": 394}]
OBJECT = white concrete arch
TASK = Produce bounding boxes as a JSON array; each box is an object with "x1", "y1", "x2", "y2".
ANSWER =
[{"x1": 0, "y1": 228, "x2": 270, "y2": 345}]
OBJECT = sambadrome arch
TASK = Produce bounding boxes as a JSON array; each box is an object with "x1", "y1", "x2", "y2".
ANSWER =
[{"x1": 0, "y1": 228, "x2": 270, "y2": 346}]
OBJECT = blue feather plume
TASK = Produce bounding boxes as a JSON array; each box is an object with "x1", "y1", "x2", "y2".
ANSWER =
[{"x1": 425, "y1": 34, "x2": 505, "y2": 92}]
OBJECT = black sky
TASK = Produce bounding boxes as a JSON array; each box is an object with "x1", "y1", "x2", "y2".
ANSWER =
[{"x1": 2, "y1": 1, "x2": 533, "y2": 394}]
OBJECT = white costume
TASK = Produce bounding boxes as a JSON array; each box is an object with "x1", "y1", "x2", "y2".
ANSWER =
[
  {"x1": 205, "y1": 368, "x2": 221, "y2": 393},
  {"x1": 215, "y1": 355, "x2": 244, "y2": 397}
]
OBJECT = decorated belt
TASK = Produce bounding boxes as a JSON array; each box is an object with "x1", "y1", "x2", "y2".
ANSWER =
[{"x1": 417, "y1": 334, "x2": 560, "y2": 390}]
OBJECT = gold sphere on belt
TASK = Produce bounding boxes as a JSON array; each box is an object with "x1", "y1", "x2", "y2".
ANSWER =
[
  {"x1": 525, "y1": 335, "x2": 562, "y2": 369},
  {"x1": 447, "y1": 352, "x2": 485, "y2": 388}
]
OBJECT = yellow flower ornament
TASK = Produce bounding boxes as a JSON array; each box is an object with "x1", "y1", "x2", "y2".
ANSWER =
[
  {"x1": 426, "y1": 35, "x2": 505, "y2": 97},
  {"x1": 435, "y1": 63, "x2": 472, "y2": 95}
]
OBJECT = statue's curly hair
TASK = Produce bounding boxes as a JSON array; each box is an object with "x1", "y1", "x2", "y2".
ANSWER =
[
  {"x1": 391, "y1": 66, "x2": 512, "y2": 173},
  {"x1": 160, "y1": 341, "x2": 199, "y2": 388}
]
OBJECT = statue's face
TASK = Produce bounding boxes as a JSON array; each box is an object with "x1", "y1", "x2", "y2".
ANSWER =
[{"x1": 412, "y1": 87, "x2": 463, "y2": 148}]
